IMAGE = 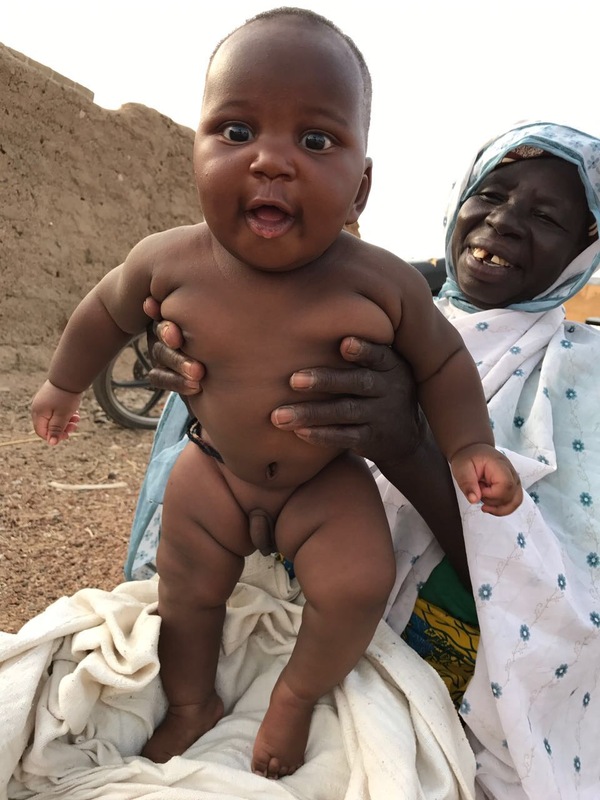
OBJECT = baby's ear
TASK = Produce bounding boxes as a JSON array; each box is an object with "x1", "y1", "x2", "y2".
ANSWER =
[{"x1": 346, "y1": 158, "x2": 372, "y2": 225}]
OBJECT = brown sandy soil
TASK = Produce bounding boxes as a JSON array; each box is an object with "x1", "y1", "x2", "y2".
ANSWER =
[{"x1": 0, "y1": 372, "x2": 155, "y2": 633}]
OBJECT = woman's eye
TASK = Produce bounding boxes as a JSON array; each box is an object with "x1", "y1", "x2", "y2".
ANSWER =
[
  {"x1": 534, "y1": 210, "x2": 561, "y2": 227},
  {"x1": 222, "y1": 123, "x2": 253, "y2": 143},
  {"x1": 302, "y1": 132, "x2": 333, "y2": 151},
  {"x1": 479, "y1": 191, "x2": 504, "y2": 204}
]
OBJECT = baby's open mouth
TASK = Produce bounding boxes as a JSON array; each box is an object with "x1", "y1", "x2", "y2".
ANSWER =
[
  {"x1": 246, "y1": 205, "x2": 294, "y2": 239},
  {"x1": 471, "y1": 247, "x2": 513, "y2": 268}
]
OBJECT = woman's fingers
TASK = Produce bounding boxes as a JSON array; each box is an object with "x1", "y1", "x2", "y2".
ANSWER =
[
  {"x1": 147, "y1": 341, "x2": 204, "y2": 394},
  {"x1": 156, "y1": 320, "x2": 185, "y2": 350},
  {"x1": 143, "y1": 296, "x2": 162, "y2": 321},
  {"x1": 339, "y1": 336, "x2": 401, "y2": 371},
  {"x1": 272, "y1": 396, "x2": 370, "y2": 428},
  {"x1": 271, "y1": 338, "x2": 420, "y2": 462},
  {"x1": 143, "y1": 298, "x2": 204, "y2": 395},
  {"x1": 147, "y1": 368, "x2": 201, "y2": 395},
  {"x1": 289, "y1": 365, "x2": 383, "y2": 398},
  {"x1": 150, "y1": 340, "x2": 201, "y2": 379}
]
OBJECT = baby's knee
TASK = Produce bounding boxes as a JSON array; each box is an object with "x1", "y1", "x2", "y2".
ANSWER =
[
  {"x1": 157, "y1": 541, "x2": 242, "y2": 609},
  {"x1": 310, "y1": 556, "x2": 395, "y2": 618},
  {"x1": 348, "y1": 560, "x2": 395, "y2": 609}
]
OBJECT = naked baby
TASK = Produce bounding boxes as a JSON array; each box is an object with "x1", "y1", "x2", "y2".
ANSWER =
[{"x1": 31, "y1": 7, "x2": 521, "y2": 780}]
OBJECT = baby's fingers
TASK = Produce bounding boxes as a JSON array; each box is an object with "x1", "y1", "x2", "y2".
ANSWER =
[
  {"x1": 480, "y1": 473, "x2": 523, "y2": 516},
  {"x1": 481, "y1": 495, "x2": 522, "y2": 515},
  {"x1": 451, "y1": 461, "x2": 483, "y2": 506},
  {"x1": 46, "y1": 419, "x2": 69, "y2": 446},
  {"x1": 62, "y1": 412, "x2": 81, "y2": 437},
  {"x1": 45, "y1": 412, "x2": 80, "y2": 446},
  {"x1": 31, "y1": 413, "x2": 51, "y2": 443}
]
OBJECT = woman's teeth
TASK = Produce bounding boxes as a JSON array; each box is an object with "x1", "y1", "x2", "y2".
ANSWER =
[{"x1": 471, "y1": 247, "x2": 511, "y2": 267}]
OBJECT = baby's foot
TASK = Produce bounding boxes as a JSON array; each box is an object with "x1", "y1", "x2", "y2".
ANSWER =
[
  {"x1": 252, "y1": 678, "x2": 315, "y2": 779},
  {"x1": 141, "y1": 693, "x2": 224, "y2": 763}
]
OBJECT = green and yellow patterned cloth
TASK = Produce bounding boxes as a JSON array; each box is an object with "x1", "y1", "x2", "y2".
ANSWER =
[{"x1": 402, "y1": 557, "x2": 479, "y2": 706}]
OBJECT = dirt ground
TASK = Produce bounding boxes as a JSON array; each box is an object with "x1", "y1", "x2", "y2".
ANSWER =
[{"x1": 0, "y1": 372, "x2": 155, "y2": 633}]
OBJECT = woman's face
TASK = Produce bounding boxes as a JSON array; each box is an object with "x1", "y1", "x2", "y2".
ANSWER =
[{"x1": 451, "y1": 158, "x2": 591, "y2": 309}]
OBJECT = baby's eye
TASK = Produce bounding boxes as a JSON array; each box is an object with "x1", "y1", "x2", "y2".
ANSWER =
[
  {"x1": 222, "y1": 123, "x2": 253, "y2": 143},
  {"x1": 301, "y1": 131, "x2": 334, "y2": 151}
]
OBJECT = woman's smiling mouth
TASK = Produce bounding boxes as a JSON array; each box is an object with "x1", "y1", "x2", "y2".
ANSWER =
[{"x1": 470, "y1": 247, "x2": 514, "y2": 268}]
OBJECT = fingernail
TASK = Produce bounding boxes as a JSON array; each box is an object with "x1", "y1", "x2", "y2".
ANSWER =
[
  {"x1": 290, "y1": 370, "x2": 315, "y2": 389},
  {"x1": 345, "y1": 336, "x2": 362, "y2": 356},
  {"x1": 272, "y1": 406, "x2": 296, "y2": 425},
  {"x1": 182, "y1": 361, "x2": 194, "y2": 379}
]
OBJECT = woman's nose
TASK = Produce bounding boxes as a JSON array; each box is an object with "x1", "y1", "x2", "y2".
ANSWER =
[
  {"x1": 486, "y1": 202, "x2": 527, "y2": 237},
  {"x1": 250, "y1": 139, "x2": 296, "y2": 180}
]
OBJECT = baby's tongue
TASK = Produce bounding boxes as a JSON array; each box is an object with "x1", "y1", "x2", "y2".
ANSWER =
[
  {"x1": 254, "y1": 205, "x2": 286, "y2": 222},
  {"x1": 247, "y1": 205, "x2": 293, "y2": 238}
]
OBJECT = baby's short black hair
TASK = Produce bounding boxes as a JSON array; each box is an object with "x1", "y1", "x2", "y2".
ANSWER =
[{"x1": 209, "y1": 6, "x2": 372, "y2": 138}]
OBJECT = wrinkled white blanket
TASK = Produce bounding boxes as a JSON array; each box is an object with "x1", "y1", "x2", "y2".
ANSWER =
[{"x1": 0, "y1": 554, "x2": 475, "y2": 800}]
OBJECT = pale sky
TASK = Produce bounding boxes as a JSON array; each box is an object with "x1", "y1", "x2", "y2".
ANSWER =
[{"x1": 4, "y1": 0, "x2": 599, "y2": 259}]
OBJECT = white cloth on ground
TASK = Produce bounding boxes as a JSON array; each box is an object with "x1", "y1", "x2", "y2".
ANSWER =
[{"x1": 0, "y1": 553, "x2": 475, "y2": 800}]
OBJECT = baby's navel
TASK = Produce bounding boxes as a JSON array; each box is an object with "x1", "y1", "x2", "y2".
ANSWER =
[{"x1": 266, "y1": 462, "x2": 278, "y2": 480}]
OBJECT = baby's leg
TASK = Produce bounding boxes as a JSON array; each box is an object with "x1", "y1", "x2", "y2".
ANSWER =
[
  {"x1": 251, "y1": 454, "x2": 396, "y2": 778},
  {"x1": 142, "y1": 442, "x2": 253, "y2": 763}
]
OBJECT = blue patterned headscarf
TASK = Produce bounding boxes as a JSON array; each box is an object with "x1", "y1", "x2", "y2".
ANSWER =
[{"x1": 439, "y1": 122, "x2": 600, "y2": 313}]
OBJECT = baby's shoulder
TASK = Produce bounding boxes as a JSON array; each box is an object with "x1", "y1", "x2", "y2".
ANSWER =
[
  {"x1": 337, "y1": 233, "x2": 429, "y2": 287},
  {"x1": 126, "y1": 222, "x2": 209, "y2": 267}
]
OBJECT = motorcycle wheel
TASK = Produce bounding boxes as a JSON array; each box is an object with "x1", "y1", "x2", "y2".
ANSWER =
[{"x1": 92, "y1": 334, "x2": 166, "y2": 430}]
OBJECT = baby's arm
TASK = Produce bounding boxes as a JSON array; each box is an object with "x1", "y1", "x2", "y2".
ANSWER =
[
  {"x1": 31, "y1": 236, "x2": 161, "y2": 444},
  {"x1": 393, "y1": 267, "x2": 522, "y2": 515}
]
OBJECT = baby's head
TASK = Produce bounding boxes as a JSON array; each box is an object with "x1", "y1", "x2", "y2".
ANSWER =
[
  {"x1": 207, "y1": 8, "x2": 372, "y2": 140},
  {"x1": 194, "y1": 7, "x2": 373, "y2": 271}
]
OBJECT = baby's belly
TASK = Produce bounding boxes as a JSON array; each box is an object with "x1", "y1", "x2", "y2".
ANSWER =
[{"x1": 187, "y1": 390, "x2": 340, "y2": 490}]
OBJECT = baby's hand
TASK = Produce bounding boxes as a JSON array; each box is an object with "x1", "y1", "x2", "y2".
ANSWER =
[
  {"x1": 450, "y1": 443, "x2": 523, "y2": 516},
  {"x1": 31, "y1": 381, "x2": 82, "y2": 446}
]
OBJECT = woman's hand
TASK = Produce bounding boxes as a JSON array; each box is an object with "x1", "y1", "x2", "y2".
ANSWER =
[
  {"x1": 143, "y1": 297, "x2": 204, "y2": 396},
  {"x1": 271, "y1": 336, "x2": 422, "y2": 466},
  {"x1": 270, "y1": 335, "x2": 467, "y2": 586}
]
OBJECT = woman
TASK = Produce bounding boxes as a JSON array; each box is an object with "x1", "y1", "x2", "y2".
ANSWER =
[
  {"x1": 408, "y1": 123, "x2": 600, "y2": 800},
  {"x1": 129, "y1": 121, "x2": 600, "y2": 798}
]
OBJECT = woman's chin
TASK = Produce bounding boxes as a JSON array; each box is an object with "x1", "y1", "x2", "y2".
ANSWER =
[{"x1": 457, "y1": 267, "x2": 519, "y2": 309}]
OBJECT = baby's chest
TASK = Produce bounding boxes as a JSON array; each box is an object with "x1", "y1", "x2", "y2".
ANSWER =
[{"x1": 163, "y1": 278, "x2": 395, "y2": 366}]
